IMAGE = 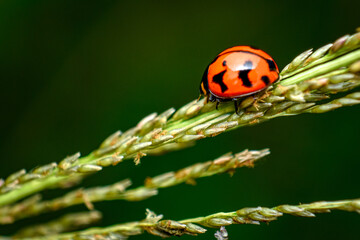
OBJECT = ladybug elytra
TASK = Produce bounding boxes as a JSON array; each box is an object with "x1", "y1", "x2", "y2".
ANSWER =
[{"x1": 199, "y1": 46, "x2": 279, "y2": 112}]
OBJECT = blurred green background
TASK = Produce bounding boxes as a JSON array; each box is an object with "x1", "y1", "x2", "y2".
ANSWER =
[{"x1": 0, "y1": 0, "x2": 359, "y2": 239}]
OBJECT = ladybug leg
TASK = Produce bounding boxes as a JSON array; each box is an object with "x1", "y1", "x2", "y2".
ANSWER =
[
  {"x1": 234, "y1": 100, "x2": 239, "y2": 114},
  {"x1": 216, "y1": 100, "x2": 220, "y2": 110},
  {"x1": 203, "y1": 95, "x2": 210, "y2": 104}
]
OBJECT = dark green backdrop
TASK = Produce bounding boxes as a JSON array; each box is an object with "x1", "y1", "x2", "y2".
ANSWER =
[{"x1": 0, "y1": 0, "x2": 359, "y2": 239}]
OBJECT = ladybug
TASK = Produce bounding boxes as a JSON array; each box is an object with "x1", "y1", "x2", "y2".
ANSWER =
[{"x1": 199, "y1": 46, "x2": 279, "y2": 113}]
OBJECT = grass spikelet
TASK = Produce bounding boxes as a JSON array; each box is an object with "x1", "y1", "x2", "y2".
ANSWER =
[{"x1": 0, "y1": 28, "x2": 359, "y2": 239}]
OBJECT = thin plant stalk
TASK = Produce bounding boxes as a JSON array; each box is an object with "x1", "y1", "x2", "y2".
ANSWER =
[
  {"x1": 0, "y1": 149, "x2": 269, "y2": 224},
  {"x1": 14, "y1": 198, "x2": 359, "y2": 239}
]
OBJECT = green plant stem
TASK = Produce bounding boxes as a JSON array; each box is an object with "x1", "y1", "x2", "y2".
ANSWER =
[
  {"x1": 165, "y1": 105, "x2": 233, "y2": 131},
  {"x1": 0, "y1": 176, "x2": 65, "y2": 208},
  {"x1": 0, "y1": 30, "x2": 359, "y2": 209},
  {"x1": 281, "y1": 48, "x2": 360, "y2": 85},
  {"x1": 0, "y1": 153, "x2": 95, "y2": 207},
  {"x1": 14, "y1": 211, "x2": 102, "y2": 238},
  {"x1": 0, "y1": 149, "x2": 268, "y2": 224},
  {"x1": 14, "y1": 198, "x2": 358, "y2": 239}
]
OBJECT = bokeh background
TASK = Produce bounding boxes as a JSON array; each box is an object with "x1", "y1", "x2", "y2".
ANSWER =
[{"x1": 0, "y1": 0, "x2": 359, "y2": 239}]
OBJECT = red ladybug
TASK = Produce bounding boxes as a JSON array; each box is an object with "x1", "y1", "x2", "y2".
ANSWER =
[{"x1": 200, "y1": 46, "x2": 279, "y2": 112}]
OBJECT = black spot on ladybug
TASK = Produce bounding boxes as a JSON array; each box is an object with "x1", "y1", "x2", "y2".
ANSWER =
[
  {"x1": 261, "y1": 75, "x2": 270, "y2": 85},
  {"x1": 238, "y1": 61, "x2": 253, "y2": 87},
  {"x1": 212, "y1": 70, "x2": 228, "y2": 93},
  {"x1": 222, "y1": 60, "x2": 227, "y2": 66},
  {"x1": 266, "y1": 59, "x2": 277, "y2": 71}
]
